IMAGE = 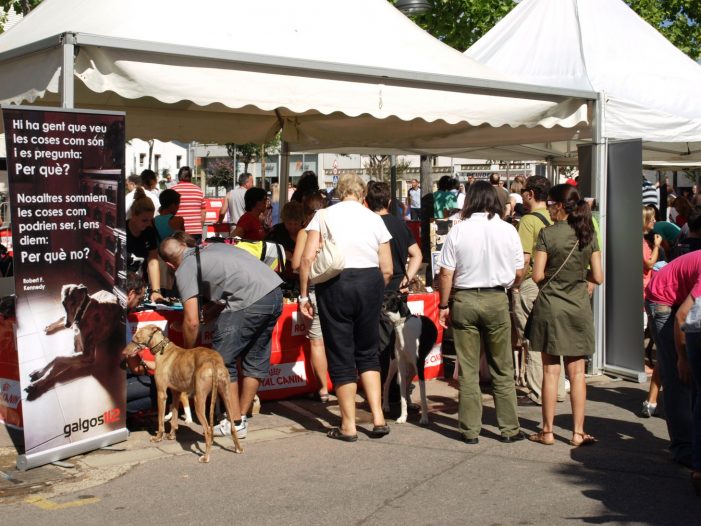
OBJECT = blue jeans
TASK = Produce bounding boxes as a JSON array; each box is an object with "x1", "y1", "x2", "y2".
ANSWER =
[
  {"x1": 212, "y1": 287, "x2": 283, "y2": 380},
  {"x1": 686, "y1": 332, "x2": 701, "y2": 470},
  {"x1": 647, "y1": 301, "x2": 693, "y2": 463}
]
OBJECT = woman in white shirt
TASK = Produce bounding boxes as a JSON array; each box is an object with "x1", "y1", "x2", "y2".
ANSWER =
[{"x1": 299, "y1": 173, "x2": 393, "y2": 442}]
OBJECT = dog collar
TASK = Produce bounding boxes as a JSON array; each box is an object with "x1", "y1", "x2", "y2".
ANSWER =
[{"x1": 150, "y1": 336, "x2": 170, "y2": 355}]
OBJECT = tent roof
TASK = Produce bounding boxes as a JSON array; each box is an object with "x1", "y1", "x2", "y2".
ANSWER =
[
  {"x1": 0, "y1": 0, "x2": 592, "y2": 150},
  {"x1": 465, "y1": 0, "x2": 701, "y2": 161}
]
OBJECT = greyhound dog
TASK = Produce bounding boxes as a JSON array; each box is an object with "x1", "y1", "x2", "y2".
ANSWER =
[
  {"x1": 381, "y1": 293, "x2": 438, "y2": 426},
  {"x1": 26, "y1": 284, "x2": 122, "y2": 401},
  {"x1": 123, "y1": 325, "x2": 243, "y2": 463}
]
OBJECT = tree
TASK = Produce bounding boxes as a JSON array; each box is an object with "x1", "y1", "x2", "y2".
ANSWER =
[
  {"x1": 205, "y1": 158, "x2": 236, "y2": 195},
  {"x1": 0, "y1": 0, "x2": 40, "y2": 32},
  {"x1": 391, "y1": 0, "x2": 701, "y2": 61}
]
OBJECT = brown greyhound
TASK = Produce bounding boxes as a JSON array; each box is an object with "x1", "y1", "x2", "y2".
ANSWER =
[{"x1": 123, "y1": 325, "x2": 243, "y2": 462}]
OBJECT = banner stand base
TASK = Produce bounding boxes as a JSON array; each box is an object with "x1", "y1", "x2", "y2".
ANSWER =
[
  {"x1": 16, "y1": 428, "x2": 128, "y2": 471},
  {"x1": 603, "y1": 364, "x2": 647, "y2": 384}
]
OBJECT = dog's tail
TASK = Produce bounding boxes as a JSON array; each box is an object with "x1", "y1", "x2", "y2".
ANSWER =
[
  {"x1": 416, "y1": 316, "x2": 438, "y2": 381},
  {"x1": 208, "y1": 366, "x2": 217, "y2": 437}
]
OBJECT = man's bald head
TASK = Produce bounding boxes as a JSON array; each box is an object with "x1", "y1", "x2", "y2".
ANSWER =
[{"x1": 159, "y1": 237, "x2": 186, "y2": 267}]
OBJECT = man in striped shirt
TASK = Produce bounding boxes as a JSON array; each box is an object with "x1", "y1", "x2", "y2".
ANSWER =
[{"x1": 171, "y1": 166, "x2": 205, "y2": 241}]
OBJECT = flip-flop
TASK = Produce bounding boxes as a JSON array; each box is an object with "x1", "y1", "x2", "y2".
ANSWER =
[
  {"x1": 569, "y1": 431, "x2": 597, "y2": 447},
  {"x1": 327, "y1": 427, "x2": 357, "y2": 442},
  {"x1": 369, "y1": 424, "x2": 390, "y2": 438},
  {"x1": 527, "y1": 431, "x2": 555, "y2": 445}
]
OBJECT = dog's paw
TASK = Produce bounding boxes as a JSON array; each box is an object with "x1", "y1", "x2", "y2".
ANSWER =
[
  {"x1": 149, "y1": 433, "x2": 163, "y2": 443},
  {"x1": 184, "y1": 417, "x2": 193, "y2": 424},
  {"x1": 163, "y1": 411, "x2": 173, "y2": 422},
  {"x1": 166, "y1": 431, "x2": 176, "y2": 440},
  {"x1": 234, "y1": 446, "x2": 245, "y2": 454},
  {"x1": 28, "y1": 369, "x2": 43, "y2": 382},
  {"x1": 198, "y1": 454, "x2": 210, "y2": 463},
  {"x1": 24, "y1": 384, "x2": 41, "y2": 401},
  {"x1": 419, "y1": 416, "x2": 429, "y2": 426},
  {"x1": 395, "y1": 415, "x2": 408, "y2": 424}
]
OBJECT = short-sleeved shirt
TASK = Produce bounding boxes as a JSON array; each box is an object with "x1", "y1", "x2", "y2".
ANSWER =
[
  {"x1": 408, "y1": 187, "x2": 421, "y2": 209},
  {"x1": 433, "y1": 191, "x2": 457, "y2": 219},
  {"x1": 126, "y1": 221, "x2": 158, "y2": 277},
  {"x1": 517, "y1": 208, "x2": 552, "y2": 280},
  {"x1": 645, "y1": 250, "x2": 701, "y2": 307},
  {"x1": 171, "y1": 181, "x2": 205, "y2": 236},
  {"x1": 175, "y1": 244, "x2": 282, "y2": 312},
  {"x1": 306, "y1": 200, "x2": 391, "y2": 268},
  {"x1": 235, "y1": 212, "x2": 266, "y2": 240},
  {"x1": 125, "y1": 189, "x2": 160, "y2": 219},
  {"x1": 227, "y1": 186, "x2": 247, "y2": 224},
  {"x1": 439, "y1": 212, "x2": 524, "y2": 289},
  {"x1": 381, "y1": 214, "x2": 417, "y2": 291}
]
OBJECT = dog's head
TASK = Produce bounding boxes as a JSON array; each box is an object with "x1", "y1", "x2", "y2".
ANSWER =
[
  {"x1": 61, "y1": 284, "x2": 89, "y2": 327},
  {"x1": 382, "y1": 291, "x2": 409, "y2": 325},
  {"x1": 123, "y1": 324, "x2": 164, "y2": 358}
]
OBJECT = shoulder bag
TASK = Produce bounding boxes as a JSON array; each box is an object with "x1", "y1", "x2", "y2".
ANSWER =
[{"x1": 309, "y1": 209, "x2": 345, "y2": 285}]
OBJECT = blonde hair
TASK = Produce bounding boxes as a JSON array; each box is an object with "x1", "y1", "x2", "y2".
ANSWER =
[
  {"x1": 336, "y1": 173, "x2": 366, "y2": 201},
  {"x1": 643, "y1": 205, "x2": 656, "y2": 229},
  {"x1": 131, "y1": 187, "x2": 155, "y2": 216}
]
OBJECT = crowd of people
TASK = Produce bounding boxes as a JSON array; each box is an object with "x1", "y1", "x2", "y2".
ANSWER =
[{"x1": 123, "y1": 167, "x2": 701, "y2": 491}]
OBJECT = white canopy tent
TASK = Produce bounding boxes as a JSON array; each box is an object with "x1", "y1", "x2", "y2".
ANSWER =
[
  {"x1": 465, "y1": 0, "x2": 701, "y2": 164},
  {"x1": 0, "y1": 0, "x2": 594, "y2": 152}
]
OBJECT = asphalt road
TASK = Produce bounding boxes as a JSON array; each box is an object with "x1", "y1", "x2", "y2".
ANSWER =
[{"x1": 2, "y1": 376, "x2": 700, "y2": 525}]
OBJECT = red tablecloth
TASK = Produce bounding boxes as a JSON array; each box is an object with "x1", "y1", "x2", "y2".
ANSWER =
[{"x1": 127, "y1": 292, "x2": 443, "y2": 402}]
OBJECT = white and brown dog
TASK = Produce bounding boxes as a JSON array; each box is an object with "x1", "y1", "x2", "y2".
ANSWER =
[
  {"x1": 26, "y1": 284, "x2": 122, "y2": 401},
  {"x1": 123, "y1": 324, "x2": 243, "y2": 463},
  {"x1": 381, "y1": 293, "x2": 438, "y2": 425}
]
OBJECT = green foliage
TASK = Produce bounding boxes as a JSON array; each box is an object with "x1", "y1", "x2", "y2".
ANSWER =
[
  {"x1": 0, "y1": 0, "x2": 40, "y2": 32},
  {"x1": 391, "y1": 0, "x2": 700, "y2": 61},
  {"x1": 205, "y1": 158, "x2": 236, "y2": 193},
  {"x1": 626, "y1": 0, "x2": 701, "y2": 60}
]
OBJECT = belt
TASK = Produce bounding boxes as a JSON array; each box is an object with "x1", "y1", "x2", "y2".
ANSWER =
[{"x1": 456, "y1": 286, "x2": 506, "y2": 293}]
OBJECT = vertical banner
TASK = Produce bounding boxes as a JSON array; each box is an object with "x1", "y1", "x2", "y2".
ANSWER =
[{"x1": 2, "y1": 106, "x2": 128, "y2": 470}]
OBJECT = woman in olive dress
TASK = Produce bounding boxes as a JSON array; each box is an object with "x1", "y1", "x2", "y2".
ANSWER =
[{"x1": 528, "y1": 184, "x2": 603, "y2": 447}]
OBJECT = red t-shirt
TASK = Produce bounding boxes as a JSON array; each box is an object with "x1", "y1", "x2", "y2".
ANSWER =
[
  {"x1": 645, "y1": 250, "x2": 701, "y2": 307},
  {"x1": 236, "y1": 212, "x2": 266, "y2": 240}
]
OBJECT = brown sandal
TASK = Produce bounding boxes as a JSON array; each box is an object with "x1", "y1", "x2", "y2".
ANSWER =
[
  {"x1": 570, "y1": 431, "x2": 597, "y2": 447},
  {"x1": 528, "y1": 431, "x2": 555, "y2": 445}
]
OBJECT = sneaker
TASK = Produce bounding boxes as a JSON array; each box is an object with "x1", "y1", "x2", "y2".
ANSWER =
[
  {"x1": 213, "y1": 416, "x2": 247, "y2": 439},
  {"x1": 641, "y1": 401, "x2": 657, "y2": 418}
]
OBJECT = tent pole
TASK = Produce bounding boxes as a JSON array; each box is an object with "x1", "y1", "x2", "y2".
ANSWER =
[
  {"x1": 60, "y1": 33, "x2": 76, "y2": 109},
  {"x1": 390, "y1": 155, "x2": 398, "y2": 216},
  {"x1": 279, "y1": 140, "x2": 290, "y2": 209},
  {"x1": 591, "y1": 94, "x2": 607, "y2": 375}
]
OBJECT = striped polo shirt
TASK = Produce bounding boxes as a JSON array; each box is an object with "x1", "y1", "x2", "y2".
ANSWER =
[{"x1": 171, "y1": 181, "x2": 205, "y2": 235}]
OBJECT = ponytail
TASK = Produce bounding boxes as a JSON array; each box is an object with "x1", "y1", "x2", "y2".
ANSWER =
[
  {"x1": 131, "y1": 187, "x2": 155, "y2": 216},
  {"x1": 550, "y1": 184, "x2": 593, "y2": 249}
]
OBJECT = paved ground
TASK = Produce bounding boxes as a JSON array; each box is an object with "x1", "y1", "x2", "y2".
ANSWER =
[{"x1": 1, "y1": 368, "x2": 700, "y2": 525}]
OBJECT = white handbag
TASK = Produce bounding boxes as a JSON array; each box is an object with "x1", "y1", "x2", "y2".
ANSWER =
[{"x1": 309, "y1": 209, "x2": 345, "y2": 285}]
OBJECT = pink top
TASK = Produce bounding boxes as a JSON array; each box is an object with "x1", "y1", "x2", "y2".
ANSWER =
[
  {"x1": 642, "y1": 239, "x2": 652, "y2": 297},
  {"x1": 645, "y1": 251, "x2": 701, "y2": 307}
]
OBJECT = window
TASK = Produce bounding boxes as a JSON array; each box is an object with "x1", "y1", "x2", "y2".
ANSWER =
[
  {"x1": 154, "y1": 154, "x2": 161, "y2": 173},
  {"x1": 176, "y1": 155, "x2": 182, "y2": 168},
  {"x1": 139, "y1": 153, "x2": 146, "y2": 165}
]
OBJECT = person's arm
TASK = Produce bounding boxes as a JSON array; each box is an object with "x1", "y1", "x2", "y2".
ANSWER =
[
  {"x1": 378, "y1": 241, "x2": 393, "y2": 286},
  {"x1": 532, "y1": 250, "x2": 547, "y2": 283},
  {"x1": 513, "y1": 267, "x2": 524, "y2": 290},
  {"x1": 675, "y1": 293, "x2": 695, "y2": 384},
  {"x1": 182, "y1": 296, "x2": 200, "y2": 349},
  {"x1": 218, "y1": 193, "x2": 229, "y2": 223},
  {"x1": 399, "y1": 243, "x2": 422, "y2": 290},
  {"x1": 146, "y1": 249, "x2": 164, "y2": 302},
  {"x1": 438, "y1": 267, "x2": 454, "y2": 329},
  {"x1": 298, "y1": 230, "x2": 321, "y2": 320},
  {"x1": 231, "y1": 225, "x2": 245, "y2": 238},
  {"x1": 644, "y1": 235, "x2": 662, "y2": 270},
  {"x1": 170, "y1": 215, "x2": 185, "y2": 233},
  {"x1": 290, "y1": 229, "x2": 308, "y2": 271},
  {"x1": 587, "y1": 250, "x2": 604, "y2": 285}
]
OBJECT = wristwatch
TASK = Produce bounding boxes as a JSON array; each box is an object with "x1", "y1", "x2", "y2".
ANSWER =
[
  {"x1": 298, "y1": 296, "x2": 309, "y2": 303},
  {"x1": 151, "y1": 289, "x2": 161, "y2": 294},
  {"x1": 439, "y1": 304, "x2": 449, "y2": 309}
]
